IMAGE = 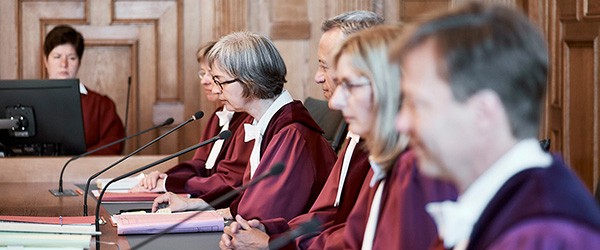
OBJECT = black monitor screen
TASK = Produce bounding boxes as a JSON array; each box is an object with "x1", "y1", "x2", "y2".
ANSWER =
[{"x1": 0, "y1": 79, "x2": 86, "y2": 156}]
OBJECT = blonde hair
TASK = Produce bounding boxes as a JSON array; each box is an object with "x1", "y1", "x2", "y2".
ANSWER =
[
  {"x1": 332, "y1": 25, "x2": 408, "y2": 170},
  {"x1": 196, "y1": 41, "x2": 216, "y2": 63}
]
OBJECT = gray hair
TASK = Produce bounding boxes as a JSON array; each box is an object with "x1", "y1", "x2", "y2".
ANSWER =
[
  {"x1": 207, "y1": 31, "x2": 286, "y2": 99},
  {"x1": 321, "y1": 11, "x2": 384, "y2": 36}
]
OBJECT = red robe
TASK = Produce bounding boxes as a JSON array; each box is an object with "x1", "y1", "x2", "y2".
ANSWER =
[
  {"x1": 465, "y1": 155, "x2": 600, "y2": 250},
  {"x1": 230, "y1": 101, "x2": 337, "y2": 222},
  {"x1": 80, "y1": 89, "x2": 125, "y2": 155},
  {"x1": 164, "y1": 107, "x2": 251, "y2": 207},
  {"x1": 261, "y1": 140, "x2": 371, "y2": 250},
  {"x1": 343, "y1": 149, "x2": 458, "y2": 250}
]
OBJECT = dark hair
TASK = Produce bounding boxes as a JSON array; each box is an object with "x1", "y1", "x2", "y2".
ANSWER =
[
  {"x1": 43, "y1": 25, "x2": 85, "y2": 60},
  {"x1": 391, "y1": 3, "x2": 548, "y2": 139}
]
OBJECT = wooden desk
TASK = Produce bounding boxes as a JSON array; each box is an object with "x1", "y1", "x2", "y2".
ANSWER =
[
  {"x1": 0, "y1": 182, "x2": 222, "y2": 249},
  {"x1": 0, "y1": 155, "x2": 178, "y2": 183},
  {"x1": 0, "y1": 156, "x2": 223, "y2": 249},
  {"x1": 0, "y1": 182, "x2": 128, "y2": 249}
]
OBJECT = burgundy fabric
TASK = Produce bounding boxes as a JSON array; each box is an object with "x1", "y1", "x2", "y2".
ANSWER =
[
  {"x1": 229, "y1": 101, "x2": 336, "y2": 222},
  {"x1": 261, "y1": 140, "x2": 371, "y2": 250},
  {"x1": 343, "y1": 149, "x2": 458, "y2": 250},
  {"x1": 80, "y1": 89, "x2": 125, "y2": 155},
  {"x1": 164, "y1": 107, "x2": 251, "y2": 207},
  {"x1": 467, "y1": 155, "x2": 600, "y2": 250}
]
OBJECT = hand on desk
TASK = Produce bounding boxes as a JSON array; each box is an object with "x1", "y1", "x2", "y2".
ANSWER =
[
  {"x1": 220, "y1": 215, "x2": 269, "y2": 250},
  {"x1": 152, "y1": 192, "x2": 209, "y2": 213},
  {"x1": 130, "y1": 171, "x2": 167, "y2": 192}
]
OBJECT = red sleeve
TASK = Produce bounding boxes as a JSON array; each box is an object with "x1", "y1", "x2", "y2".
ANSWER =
[
  {"x1": 165, "y1": 118, "x2": 252, "y2": 208},
  {"x1": 81, "y1": 91, "x2": 125, "y2": 155},
  {"x1": 234, "y1": 124, "x2": 335, "y2": 222}
]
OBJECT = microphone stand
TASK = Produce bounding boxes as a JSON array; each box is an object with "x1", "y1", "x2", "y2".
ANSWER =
[
  {"x1": 94, "y1": 131, "x2": 231, "y2": 249},
  {"x1": 83, "y1": 112, "x2": 204, "y2": 215},
  {"x1": 49, "y1": 117, "x2": 175, "y2": 197},
  {"x1": 130, "y1": 162, "x2": 285, "y2": 249}
]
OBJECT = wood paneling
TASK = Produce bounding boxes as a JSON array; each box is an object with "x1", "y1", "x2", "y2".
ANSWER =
[
  {"x1": 1, "y1": 0, "x2": 598, "y2": 193},
  {"x1": 541, "y1": 0, "x2": 600, "y2": 193}
]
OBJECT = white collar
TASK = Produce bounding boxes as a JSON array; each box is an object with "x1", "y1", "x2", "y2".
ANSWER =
[
  {"x1": 79, "y1": 82, "x2": 88, "y2": 95},
  {"x1": 251, "y1": 90, "x2": 293, "y2": 135},
  {"x1": 346, "y1": 131, "x2": 360, "y2": 144},
  {"x1": 426, "y1": 138, "x2": 552, "y2": 248},
  {"x1": 368, "y1": 159, "x2": 386, "y2": 187}
]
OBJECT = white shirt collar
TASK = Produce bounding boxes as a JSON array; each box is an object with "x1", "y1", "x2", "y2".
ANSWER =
[
  {"x1": 79, "y1": 82, "x2": 88, "y2": 95},
  {"x1": 346, "y1": 131, "x2": 360, "y2": 144},
  {"x1": 368, "y1": 159, "x2": 386, "y2": 187},
  {"x1": 426, "y1": 138, "x2": 552, "y2": 248},
  {"x1": 252, "y1": 90, "x2": 293, "y2": 135}
]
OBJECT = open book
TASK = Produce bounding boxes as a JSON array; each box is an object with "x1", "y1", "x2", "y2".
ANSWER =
[{"x1": 111, "y1": 211, "x2": 224, "y2": 235}]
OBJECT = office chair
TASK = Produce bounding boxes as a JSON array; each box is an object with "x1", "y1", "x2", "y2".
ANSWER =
[{"x1": 304, "y1": 97, "x2": 346, "y2": 153}]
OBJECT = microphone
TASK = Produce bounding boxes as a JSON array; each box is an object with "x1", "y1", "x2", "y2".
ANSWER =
[
  {"x1": 124, "y1": 76, "x2": 132, "y2": 136},
  {"x1": 130, "y1": 162, "x2": 285, "y2": 249},
  {"x1": 82, "y1": 111, "x2": 204, "y2": 215},
  {"x1": 269, "y1": 218, "x2": 321, "y2": 250},
  {"x1": 49, "y1": 117, "x2": 175, "y2": 197},
  {"x1": 93, "y1": 130, "x2": 232, "y2": 248},
  {"x1": 83, "y1": 111, "x2": 204, "y2": 216}
]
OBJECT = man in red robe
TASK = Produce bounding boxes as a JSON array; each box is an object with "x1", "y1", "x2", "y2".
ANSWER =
[{"x1": 393, "y1": 3, "x2": 600, "y2": 249}]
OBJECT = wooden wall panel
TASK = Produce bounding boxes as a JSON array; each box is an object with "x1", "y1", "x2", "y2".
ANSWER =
[
  {"x1": 563, "y1": 42, "x2": 597, "y2": 190},
  {"x1": 1, "y1": 0, "x2": 597, "y2": 194},
  {"x1": 543, "y1": 0, "x2": 600, "y2": 193}
]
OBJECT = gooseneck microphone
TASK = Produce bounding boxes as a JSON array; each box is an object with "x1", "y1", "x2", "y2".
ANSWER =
[
  {"x1": 49, "y1": 117, "x2": 175, "y2": 197},
  {"x1": 131, "y1": 162, "x2": 285, "y2": 249},
  {"x1": 82, "y1": 111, "x2": 204, "y2": 216},
  {"x1": 269, "y1": 218, "x2": 321, "y2": 250},
  {"x1": 94, "y1": 130, "x2": 232, "y2": 249}
]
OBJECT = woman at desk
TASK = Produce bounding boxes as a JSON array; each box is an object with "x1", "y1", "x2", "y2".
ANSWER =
[
  {"x1": 153, "y1": 31, "x2": 336, "y2": 222},
  {"x1": 131, "y1": 42, "x2": 251, "y2": 205},
  {"x1": 43, "y1": 25, "x2": 125, "y2": 155}
]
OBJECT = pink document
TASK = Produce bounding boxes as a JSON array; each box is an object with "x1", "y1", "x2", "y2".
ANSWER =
[{"x1": 110, "y1": 211, "x2": 224, "y2": 235}]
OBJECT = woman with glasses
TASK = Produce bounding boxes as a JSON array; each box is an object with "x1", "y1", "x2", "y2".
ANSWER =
[
  {"x1": 132, "y1": 42, "x2": 251, "y2": 208},
  {"x1": 329, "y1": 25, "x2": 457, "y2": 249},
  {"x1": 153, "y1": 31, "x2": 336, "y2": 223}
]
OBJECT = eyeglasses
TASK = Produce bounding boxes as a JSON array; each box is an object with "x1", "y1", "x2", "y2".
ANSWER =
[
  {"x1": 337, "y1": 76, "x2": 371, "y2": 94},
  {"x1": 212, "y1": 76, "x2": 240, "y2": 90}
]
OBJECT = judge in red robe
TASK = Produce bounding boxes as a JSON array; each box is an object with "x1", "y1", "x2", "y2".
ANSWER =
[
  {"x1": 43, "y1": 25, "x2": 125, "y2": 155},
  {"x1": 152, "y1": 32, "x2": 335, "y2": 222},
  {"x1": 133, "y1": 42, "x2": 251, "y2": 207}
]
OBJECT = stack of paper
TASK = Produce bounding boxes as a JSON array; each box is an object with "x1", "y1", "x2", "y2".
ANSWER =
[
  {"x1": 111, "y1": 211, "x2": 224, "y2": 235},
  {"x1": 92, "y1": 190, "x2": 190, "y2": 202},
  {"x1": 96, "y1": 173, "x2": 146, "y2": 190},
  {"x1": 0, "y1": 216, "x2": 99, "y2": 249}
]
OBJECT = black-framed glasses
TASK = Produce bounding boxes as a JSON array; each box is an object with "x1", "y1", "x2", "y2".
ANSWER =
[{"x1": 212, "y1": 76, "x2": 240, "y2": 90}]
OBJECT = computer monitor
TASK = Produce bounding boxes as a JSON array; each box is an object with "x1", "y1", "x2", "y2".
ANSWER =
[{"x1": 0, "y1": 79, "x2": 86, "y2": 156}]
